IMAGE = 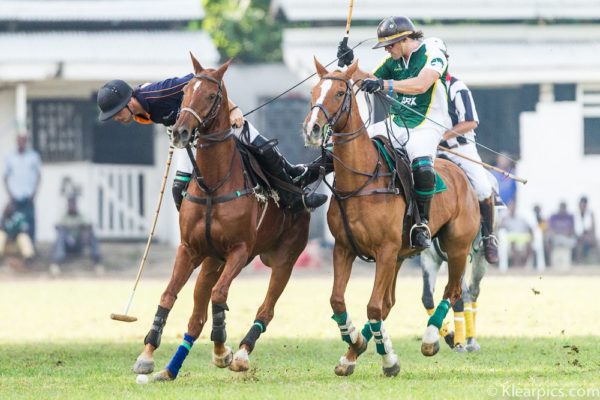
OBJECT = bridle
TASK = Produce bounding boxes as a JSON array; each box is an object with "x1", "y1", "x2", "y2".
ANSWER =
[
  {"x1": 310, "y1": 76, "x2": 353, "y2": 134},
  {"x1": 179, "y1": 73, "x2": 233, "y2": 149}
]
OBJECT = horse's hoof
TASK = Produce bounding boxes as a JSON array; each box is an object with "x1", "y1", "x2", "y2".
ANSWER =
[
  {"x1": 334, "y1": 356, "x2": 355, "y2": 376},
  {"x1": 132, "y1": 354, "x2": 155, "y2": 374},
  {"x1": 466, "y1": 338, "x2": 481, "y2": 352},
  {"x1": 453, "y1": 343, "x2": 467, "y2": 353},
  {"x1": 229, "y1": 349, "x2": 249, "y2": 372},
  {"x1": 152, "y1": 369, "x2": 174, "y2": 382},
  {"x1": 212, "y1": 346, "x2": 233, "y2": 368},
  {"x1": 382, "y1": 362, "x2": 400, "y2": 377},
  {"x1": 421, "y1": 341, "x2": 440, "y2": 357}
]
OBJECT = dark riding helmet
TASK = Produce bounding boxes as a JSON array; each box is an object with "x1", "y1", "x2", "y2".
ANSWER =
[
  {"x1": 97, "y1": 79, "x2": 133, "y2": 121},
  {"x1": 373, "y1": 16, "x2": 416, "y2": 49}
]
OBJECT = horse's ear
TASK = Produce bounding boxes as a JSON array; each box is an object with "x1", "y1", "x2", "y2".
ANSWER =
[
  {"x1": 214, "y1": 58, "x2": 232, "y2": 80},
  {"x1": 344, "y1": 59, "x2": 359, "y2": 80},
  {"x1": 314, "y1": 57, "x2": 328, "y2": 78},
  {"x1": 190, "y1": 52, "x2": 203, "y2": 74}
]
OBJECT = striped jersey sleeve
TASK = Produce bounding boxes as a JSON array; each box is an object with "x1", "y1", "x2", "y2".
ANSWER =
[{"x1": 449, "y1": 78, "x2": 479, "y2": 124}]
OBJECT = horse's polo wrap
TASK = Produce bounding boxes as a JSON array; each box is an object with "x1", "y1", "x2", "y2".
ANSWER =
[
  {"x1": 412, "y1": 156, "x2": 436, "y2": 222},
  {"x1": 373, "y1": 16, "x2": 416, "y2": 49},
  {"x1": 369, "y1": 320, "x2": 394, "y2": 356},
  {"x1": 97, "y1": 79, "x2": 133, "y2": 121},
  {"x1": 172, "y1": 171, "x2": 192, "y2": 211},
  {"x1": 211, "y1": 303, "x2": 229, "y2": 343},
  {"x1": 240, "y1": 320, "x2": 266, "y2": 352},
  {"x1": 144, "y1": 305, "x2": 170, "y2": 348},
  {"x1": 332, "y1": 312, "x2": 359, "y2": 345},
  {"x1": 166, "y1": 333, "x2": 196, "y2": 378}
]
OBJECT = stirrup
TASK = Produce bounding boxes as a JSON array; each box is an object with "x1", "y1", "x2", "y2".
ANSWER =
[
  {"x1": 292, "y1": 165, "x2": 308, "y2": 184},
  {"x1": 409, "y1": 222, "x2": 431, "y2": 248},
  {"x1": 480, "y1": 234, "x2": 499, "y2": 248}
]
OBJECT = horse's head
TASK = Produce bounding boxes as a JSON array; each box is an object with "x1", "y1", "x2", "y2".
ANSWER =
[
  {"x1": 303, "y1": 58, "x2": 359, "y2": 147},
  {"x1": 171, "y1": 53, "x2": 232, "y2": 149}
]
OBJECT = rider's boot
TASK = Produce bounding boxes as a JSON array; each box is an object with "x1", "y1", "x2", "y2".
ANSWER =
[
  {"x1": 251, "y1": 135, "x2": 328, "y2": 211},
  {"x1": 172, "y1": 171, "x2": 192, "y2": 212},
  {"x1": 296, "y1": 152, "x2": 335, "y2": 187},
  {"x1": 411, "y1": 156, "x2": 435, "y2": 249},
  {"x1": 479, "y1": 196, "x2": 499, "y2": 264}
]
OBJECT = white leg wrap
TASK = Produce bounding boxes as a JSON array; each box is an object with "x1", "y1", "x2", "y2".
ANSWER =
[
  {"x1": 382, "y1": 352, "x2": 398, "y2": 369},
  {"x1": 233, "y1": 348, "x2": 249, "y2": 362},
  {"x1": 339, "y1": 356, "x2": 356, "y2": 367},
  {"x1": 338, "y1": 315, "x2": 359, "y2": 344},
  {"x1": 423, "y1": 325, "x2": 440, "y2": 344},
  {"x1": 371, "y1": 320, "x2": 393, "y2": 355}
]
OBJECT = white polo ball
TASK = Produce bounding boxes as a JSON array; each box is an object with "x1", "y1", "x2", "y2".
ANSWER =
[{"x1": 136, "y1": 374, "x2": 149, "y2": 385}]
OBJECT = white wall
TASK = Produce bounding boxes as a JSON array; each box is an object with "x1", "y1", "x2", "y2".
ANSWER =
[{"x1": 518, "y1": 101, "x2": 598, "y2": 222}]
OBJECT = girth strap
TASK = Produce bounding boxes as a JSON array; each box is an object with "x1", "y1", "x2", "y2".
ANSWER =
[{"x1": 183, "y1": 186, "x2": 257, "y2": 206}]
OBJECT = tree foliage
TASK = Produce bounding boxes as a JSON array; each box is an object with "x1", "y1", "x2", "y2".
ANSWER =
[{"x1": 199, "y1": 0, "x2": 282, "y2": 63}]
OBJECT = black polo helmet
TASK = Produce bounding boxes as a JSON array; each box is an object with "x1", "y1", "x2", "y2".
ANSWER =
[
  {"x1": 97, "y1": 80, "x2": 133, "y2": 121},
  {"x1": 373, "y1": 16, "x2": 416, "y2": 49}
]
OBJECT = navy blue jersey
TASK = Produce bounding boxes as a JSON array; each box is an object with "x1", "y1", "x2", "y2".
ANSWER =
[{"x1": 133, "y1": 73, "x2": 193, "y2": 126}]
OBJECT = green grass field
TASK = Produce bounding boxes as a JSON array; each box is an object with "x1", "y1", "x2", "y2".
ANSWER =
[{"x1": 1, "y1": 274, "x2": 600, "y2": 399}]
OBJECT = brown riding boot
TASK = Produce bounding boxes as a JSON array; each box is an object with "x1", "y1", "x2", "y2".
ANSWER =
[{"x1": 479, "y1": 197, "x2": 499, "y2": 264}]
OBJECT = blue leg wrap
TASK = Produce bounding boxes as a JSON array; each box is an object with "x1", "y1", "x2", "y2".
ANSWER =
[{"x1": 165, "y1": 333, "x2": 196, "y2": 379}]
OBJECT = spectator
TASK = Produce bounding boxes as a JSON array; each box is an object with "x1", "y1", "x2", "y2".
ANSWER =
[
  {"x1": 532, "y1": 204, "x2": 550, "y2": 265},
  {"x1": 500, "y1": 201, "x2": 533, "y2": 267},
  {"x1": 547, "y1": 201, "x2": 577, "y2": 269},
  {"x1": 491, "y1": 153, "x2": 517, "y2": 207},
  {"x1": 574, "y1": 196, "x2": 598, "y2": 264},
  {"x1": 0, "y1": 201, "x2": 35, "y2": 270},
  {"x1": 49, "y1": 196, "x2": 103, "y2": 276},
  {"x1": 3, "y1": 133, "x2": 42, "y2": 243}
]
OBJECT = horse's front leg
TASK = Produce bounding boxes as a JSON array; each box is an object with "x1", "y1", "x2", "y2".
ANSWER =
[
  {"x1": 366, "y1": 244, "x2": 401, "y2": 377},
  {"x1": 210, "y1": 243, "x2": 250, "y2": 368},
  {"x1": 153, "y1": 258, "x2": 223, "y2": 381},
  {"x1": 132, "y1": 244, "x2": 202, "y2": 374},
  {"x1": 329, "y1": 243, "x2": 366, "y2": 377}
]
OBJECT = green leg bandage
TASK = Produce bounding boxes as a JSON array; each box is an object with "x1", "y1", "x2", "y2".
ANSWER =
[
  {"x1": 428, "y1": 299, "x2": 451, "y2": 329},
  {"x1": 361, "y1": 322, "x2": 373, "y2": 343},
  {"x1": 332, "y1": 312, "x2": 357, "y2": 345}
]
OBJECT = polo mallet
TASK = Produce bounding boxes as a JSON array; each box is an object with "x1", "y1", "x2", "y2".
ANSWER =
[
  {"x1": 111, "y1": 145, "x2": 175, "y2": 323},
  {"x1": 338, "y1": 0, "x2": 355, "y2": 68}
]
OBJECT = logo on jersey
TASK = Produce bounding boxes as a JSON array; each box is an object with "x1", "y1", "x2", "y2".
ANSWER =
[
  {"x1": 401, "y1": 96, "x2": 417, "y2": 106},
  {"x1": 163, "y1": 111, "x2": 175, "y2": 121},
  {"x1": 430, "y1": 57, "x2": 444, "y2": 68}
]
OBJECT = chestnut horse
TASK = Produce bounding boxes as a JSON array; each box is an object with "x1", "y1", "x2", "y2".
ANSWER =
[
  {"x1": 302, "y1": 59, "x2": 479, "y2": 377},
  {"x1": 132, "y1": 54, "x2": 310, "y2": 381}
]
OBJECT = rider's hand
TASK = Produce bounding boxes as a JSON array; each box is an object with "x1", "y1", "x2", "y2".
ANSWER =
[
  {"x1": 361, "y1": 78, "x2": 383, "y2": 94},
  {"x1": 337, "y1": 40, "x2": 354, "y2": 68},
  {"x1": 230, "y1": 107, "x2": 244, "y2": 128}
]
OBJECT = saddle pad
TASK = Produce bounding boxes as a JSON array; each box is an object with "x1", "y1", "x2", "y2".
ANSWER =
[{"x1": 373, "y1": 139, "x2": 447, "y2": 194}]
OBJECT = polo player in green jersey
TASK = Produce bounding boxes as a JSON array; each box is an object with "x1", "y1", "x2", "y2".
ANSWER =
[{"x1": 339, "y1": 16, "x2": 451, "y2": 249}]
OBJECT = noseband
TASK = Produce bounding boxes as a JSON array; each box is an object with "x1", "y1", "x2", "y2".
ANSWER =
[
  {"x1": 310, "y1": 76, "x2": 353, "y2": 131},
  {"x1": 179, "y1": 74, "x2": 233, "y2": 147}
]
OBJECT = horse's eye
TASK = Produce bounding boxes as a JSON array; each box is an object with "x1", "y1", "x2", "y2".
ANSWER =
[
  {"x1": 208, "y1": 93, "x2": 217, "y2": 100},
  {"x1": 336, "y1": 91, "x2": 345, "y2": 98}
]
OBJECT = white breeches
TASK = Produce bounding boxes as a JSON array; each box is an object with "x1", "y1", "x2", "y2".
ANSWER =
[
  {"x1": 368, "y1": 120, "x2": 443, "y2": 163},
  {"x1": 175, "y1": 122, "x2": 261, "y2": 174},
  {"x1": 441, "y1": 142, "x2": 492, "y2": 200}
]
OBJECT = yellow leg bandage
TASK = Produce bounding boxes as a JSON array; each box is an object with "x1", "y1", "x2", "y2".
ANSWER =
[
  {"x1": 16, "y1": 233, "x2": 35, "y2": 259},
  {"x1": 453, "y1": 312, "x2": 466, "y2": 346},
  {"x1": 465, "y1": 302, "x2": 475, "y2": 338}
]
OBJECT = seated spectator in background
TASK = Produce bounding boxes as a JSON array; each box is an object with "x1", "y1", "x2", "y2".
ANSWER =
[
  {"x1": 574, "y1": 196, "x2": 598, "y2": 264},
  {"x1": 0, "y1": 201, "x2": 35, "y2": 270},
  {"x1": 491, "y1": 153, "x2": 517, "y2": 208},
  {"x1": 49, "y1": 197, "x2": 103, "y2": 276},
  {"x1": 547, "y1": 201, "x2": 577, "y2": 268},
  {"x1": 500, "y1": 201, "x2": 533, "y2": 267}
]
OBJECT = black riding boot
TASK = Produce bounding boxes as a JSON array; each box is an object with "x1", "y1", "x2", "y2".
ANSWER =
[
  {"x1": 251, "y1": 135, "x2": 328, "y2": 211},
  {"x1": 479, "y1": 196, "x2": 499, "y2": 264},
  {"x1": 297, "y1": 152, "x2": 335, "y2": 187},
  {"x1": 172, "y1": 171, "x2": 191, "y2": 211},
  {"x1": 411, "y1": 157, "x2": 435, "y2": 249}
]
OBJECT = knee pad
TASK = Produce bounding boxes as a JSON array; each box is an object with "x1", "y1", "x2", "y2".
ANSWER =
[
  {"x1": 172, "y1": 171, "x2": 191, "y2": 211},
  {"x1": 411, "y1": 157, "x2": 435, "y2": 197}
]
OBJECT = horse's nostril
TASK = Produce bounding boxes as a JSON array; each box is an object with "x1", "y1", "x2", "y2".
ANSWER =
[{"x1": 312, "y1": 124, "x2": 321, "y2": 137}]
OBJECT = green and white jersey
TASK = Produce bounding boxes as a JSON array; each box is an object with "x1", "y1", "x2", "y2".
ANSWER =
[{"x1": 373, "y1": 41, "x2": 451, "y2": 130}]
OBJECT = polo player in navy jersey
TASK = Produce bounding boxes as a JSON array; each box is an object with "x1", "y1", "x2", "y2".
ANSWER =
[{"x1": 97, "y1": 75, "x2": 327, "y2": 212}]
